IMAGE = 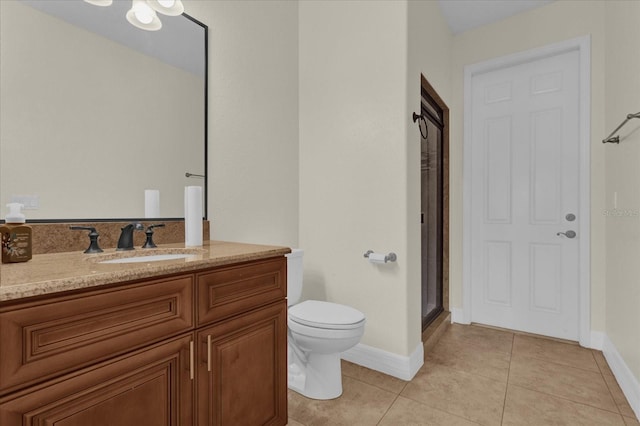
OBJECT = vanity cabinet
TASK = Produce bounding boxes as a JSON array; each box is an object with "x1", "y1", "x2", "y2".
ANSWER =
[
  {"x1": 0, "y1": 334, "x2": 194, "y2": 425},
  {"x1": 196, "y1": 258, "x2": 288, "y2": 426},
  {"x1": 0, "y1": 256, "x2": 288, "y2": 426},
  {"x1": 0, "y1": 275, "x2": 194, "y2": 396},
  {"x1": 196, "y1": 301, "x2": 287, "y2": 426}
]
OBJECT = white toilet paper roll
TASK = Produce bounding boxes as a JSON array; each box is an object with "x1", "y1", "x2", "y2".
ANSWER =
[
  {"x1": 144, "y1": 189, "x2": 160, "y2": 218},
  {"x1": 368, "y1": 253, "x2": 387, "y2": 264},
  {"x1": 184, "y1": 186, "x2": 203, "y2": 247}
]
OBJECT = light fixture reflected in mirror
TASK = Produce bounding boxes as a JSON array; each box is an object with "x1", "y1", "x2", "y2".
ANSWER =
[
  {"x1": 147, "y1": 0, "x2": 184, "y2": 17},
  {"x1": 84, "y1": 0, "x2": 113, "y2": 6},
  {"x1": 126, "y1": 0, "x2": 162, "y2": 31},
  {"x1": 84, "y1": 0, "x2": 185, "y2": 31}
]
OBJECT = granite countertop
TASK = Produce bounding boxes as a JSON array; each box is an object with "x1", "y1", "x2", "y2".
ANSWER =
[{"x1": 0, "y1": 241, "x2": 291, "y2": 302}]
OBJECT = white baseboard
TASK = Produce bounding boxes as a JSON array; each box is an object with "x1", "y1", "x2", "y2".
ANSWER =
[
  {"x1": 602, "y1": 334, "x2": 640, "y2": 420},
  {"x1": 589, "y1": 331, "x2": 604, "y2": 350},
  {"x1": 450, "y1": 308, "x2": 469, "y2": 324},
  {"x1": 341, "y1": 342, "x2": 424, "y2": 381}
]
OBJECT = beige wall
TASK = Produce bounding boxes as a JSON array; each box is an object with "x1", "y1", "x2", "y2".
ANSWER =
[
  {"x1": 604, "y1": 1, "x2": 640, "y2": 382},
  {"x1": 299, "y1": 0, "x2": 411, "y2": 355},
  {"x1": 184, "y1": 0, "x2": 299, "y2": 247},
  {"x1": 299, "y1": 0, "x2": 452, "y2": 357},
  {"x1": 449, "y1": 0, "x2": 608, "y2": 334},
  {"x1": 0, "y1": 1, "x2": 203, "y2": 219}
]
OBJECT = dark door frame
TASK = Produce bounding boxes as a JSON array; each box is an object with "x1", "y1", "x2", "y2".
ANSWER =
[{"x1": 420, "y1": 74, "x2": 450, "y2": 331}]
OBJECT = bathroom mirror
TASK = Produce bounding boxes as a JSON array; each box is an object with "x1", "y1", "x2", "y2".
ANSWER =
[{"x1": 0, "y1": 0, "x2": 207, "y2": 221}]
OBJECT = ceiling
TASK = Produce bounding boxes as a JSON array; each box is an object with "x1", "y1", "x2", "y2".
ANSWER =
[
  {"x1": 438, "y1": 0, "x2": 555, "y2": 34},
  {"x1": 21, "y1": 0, "x2": 204, "y2": 77}
]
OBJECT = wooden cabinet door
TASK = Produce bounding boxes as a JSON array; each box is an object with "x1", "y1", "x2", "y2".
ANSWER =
[
  {"x1": 196, "y1": 301, "x2": 287, "y2": 426},
  {"x1": 0, "y1": 333, "x2": 194, "y2": 426}
]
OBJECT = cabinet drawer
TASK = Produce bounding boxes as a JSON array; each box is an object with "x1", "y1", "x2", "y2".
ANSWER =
[
  {"x1": 0, "y1": 275, "x2": 193, "y2": 396},
  {"x1": 0, "y1": 333, "x2": 194, "y2": 426},
  {"x1": 197, "y1": 257, "x2": 286, "y2": 326}
]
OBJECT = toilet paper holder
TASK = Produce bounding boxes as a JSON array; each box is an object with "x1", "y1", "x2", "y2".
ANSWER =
[{"x1": 363, "y1": 250, "x2": 397, "y2": 263}]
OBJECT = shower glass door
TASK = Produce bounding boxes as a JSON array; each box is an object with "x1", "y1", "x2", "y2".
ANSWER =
[{"x1": 421, "y1": 91, "x2": 444, "y2": 330}]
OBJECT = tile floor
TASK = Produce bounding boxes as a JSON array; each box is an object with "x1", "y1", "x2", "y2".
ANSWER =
[{"x1": 287, "y1": 324, "x2": 639, "y2": 425}]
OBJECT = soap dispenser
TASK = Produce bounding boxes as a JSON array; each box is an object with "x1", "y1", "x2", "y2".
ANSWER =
[{"x1": 0, "y1": 203, "x2": 32, "y2": 263}]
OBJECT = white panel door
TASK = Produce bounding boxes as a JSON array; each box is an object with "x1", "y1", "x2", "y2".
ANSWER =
[{"x1": 470, "y1": 50, "x2": 580, "y2": 340}]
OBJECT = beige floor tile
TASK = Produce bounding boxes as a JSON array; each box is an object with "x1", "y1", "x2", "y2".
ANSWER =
[
  {"x1": 593, "y1": 350, "x2": 615, "y2": 376},
  {"x1": 401, "y1": 362, "x2": 506, "y2": 426},
  {"x1": 287, "y1": 324, "x2": 637, "y2": 425},
  {"x1": 623, "y1": 415, "x2": 640, "y2": 425},
  {"x1": 378, "y1": 395, "x2": 480, "y2": 426},
  {"x1": 438, "y1": 323, "x2": 514, "y2": 355},
  {"x1": 512, "y1": 334, "x2": 599, "y2": 372},
  {"x1": 502, "y1": 384, "x2": 626, "y2": 425},
  {"x1": 603, "y1": 373, "x2": 638, "y2": 418},
  {"x1": 287, "y1": 376, "x2": 397, "y2": 426},
  {"x1": 341, "y1": 360, "x2": 407, "y2": 394},
  {"x1": 509, "y1": 354, "x2": 618, "y2": 412},
  {"x1": 426, "y1": 335, "x2": 511, "y2": 382}
]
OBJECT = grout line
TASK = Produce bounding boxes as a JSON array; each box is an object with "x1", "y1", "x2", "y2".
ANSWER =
[
  {"x1": 507, "y1": 377, "x2": 622, "y2": 416},
  {"x1": 341, "y1": 360, "x2": 411, "y2": 396},
  {"x1": 341, "y1": 372, "x2": 407, "y2": 396},
  {"x1": 507, "y1": 383, "x2": 626, "y2": 417},
  {"x1": 512, "y1": 352, "x2": 604, "y2": 375},
  {"x1": 398, "y1": 392, "x2": 484, "y2": 425},
  {"x1": 592, "y1": 348, "x2": 615, "y2": 377},
  {"x1": 600, "y1": 365, "x2": 626, "y2": 416},
  {"x1": 375, "y1": 393, "x2": 401, "y2": 426},
  {"x1": 591, "y1": 349, "x2": 622, "y2": 415},
  {"x1": 500, "y1": 333, "x2": 515, "y2": 425}
]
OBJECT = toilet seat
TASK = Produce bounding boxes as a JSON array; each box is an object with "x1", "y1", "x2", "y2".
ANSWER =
[{"x1": 289, "y1": 300, "x2": 365, "y2": 330}]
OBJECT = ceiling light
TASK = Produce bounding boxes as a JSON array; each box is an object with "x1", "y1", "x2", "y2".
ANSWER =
[
  {"x1": 147, "y1": 0, "x2": 184, "y2": 17},
  {"x1": 85, "y1": 0, "x2": 183, "y2": 31},
  {"x1": 126, "y1": 0, "x2": 162, "y2": 31}
]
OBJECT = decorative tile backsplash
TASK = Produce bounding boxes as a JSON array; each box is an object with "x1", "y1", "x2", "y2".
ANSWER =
[{"x1": 30, "y1": 220, "x2": 210, "y2": 254}]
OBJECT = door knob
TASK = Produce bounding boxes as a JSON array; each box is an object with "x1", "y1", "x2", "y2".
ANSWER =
[{"x1": 557, "y1": 230, "x2": 577, "y2": 238}]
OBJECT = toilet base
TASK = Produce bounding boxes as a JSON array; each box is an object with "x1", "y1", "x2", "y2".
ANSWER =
[{"x1": 288, "y1": 348, "x2": 343, "y2": 400}]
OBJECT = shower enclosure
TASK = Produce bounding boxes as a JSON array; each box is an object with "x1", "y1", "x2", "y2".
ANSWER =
[{"x1": 420, "y1": 87, "x2": 444, "y2": 330}]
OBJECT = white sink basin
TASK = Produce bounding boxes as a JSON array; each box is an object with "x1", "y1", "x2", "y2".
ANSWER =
[{"x1": 99, "y1": 254, "x2": 198, "y2": 264}]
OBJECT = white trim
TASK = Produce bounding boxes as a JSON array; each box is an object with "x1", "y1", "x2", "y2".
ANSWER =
[
  {"x1": 590, "y1": 331, "x2": 604, "y2": 351},
  {"x1": 603, "y1": 334, "x2": 640, "y2": 420},
  {"x1": 341, "y1": 342, "x2": 424, "y2": 381},
  {"x1": 462, "y1": 35, "x2": 591, "y2": 345},
  {"x1": 450, "y1": 308, "x2": 468, "y2": 325}
]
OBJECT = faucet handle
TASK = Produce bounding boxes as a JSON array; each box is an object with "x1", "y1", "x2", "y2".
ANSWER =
[
  {"x1": 142, "y1": 223, "x2": 165, "y2": 249},
  {"x1": 70, "y1": 226, "x2": 103, "y2": 254}
]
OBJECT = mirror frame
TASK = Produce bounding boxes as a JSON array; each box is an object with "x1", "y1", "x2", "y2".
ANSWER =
[{"x1": 1, "y1": 11, "x2": 208, "y2": 224}]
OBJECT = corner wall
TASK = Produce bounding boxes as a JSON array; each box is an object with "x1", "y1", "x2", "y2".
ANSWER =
[
  {"x1": 298, "y1": 0, "x2": 411, "y2": 357},
  {"x1": 603, "y1": 0, "x2": 640, "y2": 415},
  {"x1": 298, "y1": 0, "x2": 452, "y2": 375},
  {"x1": 406, "y1": 0, "x2": 453, "y2": 351},
  {"x1": 184, "y1": 0, "x2": 299, "y2": 248}
]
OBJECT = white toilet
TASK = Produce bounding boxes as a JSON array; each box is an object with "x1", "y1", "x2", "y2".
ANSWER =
[{"x1": 286, "y1": 249, "x2": 366, "y2": 400}]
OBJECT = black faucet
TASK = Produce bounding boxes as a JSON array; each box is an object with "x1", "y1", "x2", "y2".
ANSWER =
[
  {"x1": 142, "y1": 224, "x2": 165, "y2": 249},
  {"x1": 70, "y1": 226, "x2": 103, "y2": 253},
  {"x1": 116, "y1": 223, "x2": 144, "y2": 251}
]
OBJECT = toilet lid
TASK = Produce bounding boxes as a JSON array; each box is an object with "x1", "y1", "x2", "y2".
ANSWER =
[{"x1": 289, "y1": 300, "x2": 365, "y2": 330}]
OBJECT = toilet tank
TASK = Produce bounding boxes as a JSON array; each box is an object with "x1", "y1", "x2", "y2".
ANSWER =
[{"x1": 285, "y1": 249, "x2": 304, "y2": 306}]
